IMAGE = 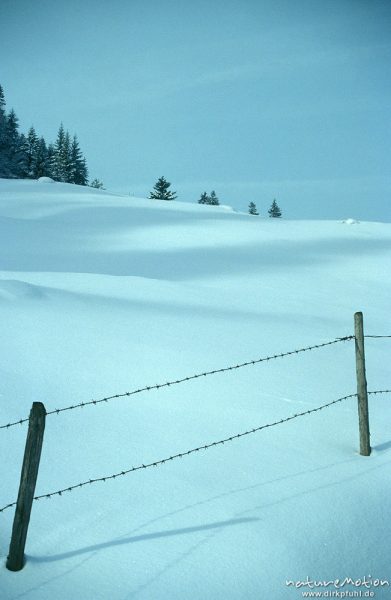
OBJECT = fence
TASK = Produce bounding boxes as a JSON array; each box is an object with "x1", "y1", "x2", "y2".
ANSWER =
[{"x1": 1, "y1": 312, "x2": 390, "y2": 571}]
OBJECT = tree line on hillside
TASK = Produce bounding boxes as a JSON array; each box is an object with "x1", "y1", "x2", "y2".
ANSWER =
[
  {"x1": 149, "y1": 176, "x2": 283, "y2": 217},
  {"x1": 1, "y1": 83, "x2": 282, "y2": 213},
  {"x1": 0, "y1": 84, "x2": 103, "y2": 187}
]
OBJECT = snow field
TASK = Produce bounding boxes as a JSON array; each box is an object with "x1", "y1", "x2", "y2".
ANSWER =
[{"x1": 0, "y1": 179, "x2": 391, "y2": 599}]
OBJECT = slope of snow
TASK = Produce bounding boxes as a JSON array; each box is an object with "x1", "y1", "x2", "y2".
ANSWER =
[{"x1": 0, "y1": 179, "x2": 391, "y2": 599}]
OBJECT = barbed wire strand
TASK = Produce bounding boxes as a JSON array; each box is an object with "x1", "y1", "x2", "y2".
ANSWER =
[
  {"x1": 0, "y1": 336, "x2": 354, "y2": 431},
  {"x1": 0, "y1": 391, "x2": 363, "y2": 514},
  {"x1": 364, "y1": 335, "x2": 391, "y2": 339}
]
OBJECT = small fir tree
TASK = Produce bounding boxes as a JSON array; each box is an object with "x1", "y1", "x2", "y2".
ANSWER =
[
  {"x1": 209, "y1": 190, "x2": 219, "y2": 205},
  {"x1": 198, "y1": 190, "x2": 220, "y2": 206},
  {"x1": 149, "y1": 176, "x2": 177, "y2": 200},
  {"x1": 90, "y1": 178, "x2": 104, "y2": 189},
  {"x1": 268, "y1": 199, "x2": 282, "y2": 218},
  {"x1": 198, "y1": 191, "x2": 209, "y2": 204},
  {"x1": 248, "y1": 201, "x2": 259, "y2": 215}
]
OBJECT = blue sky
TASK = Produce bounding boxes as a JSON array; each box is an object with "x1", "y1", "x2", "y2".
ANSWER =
[{"x1": 1, "y1": 0, "x2": 390, "y2": 219}]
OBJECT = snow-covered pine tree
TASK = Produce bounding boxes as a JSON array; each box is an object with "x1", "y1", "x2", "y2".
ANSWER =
[
  {"x1": 149, "y1": 176, "x2": 177, "y2": 200},
  {"x1": 23, "y1": 126, "x2": 39, "y2": 178},
  {"x1": 0, "y1": 84, "x2": 9, "y2": 177},
  {"x1": 46, "y1": 143, "x2": 55, "y2": 178},
  {"x1": 248, "y1": 201, "x2": 259, "y2": 215},
  {"x1": 198, "y1": 191, "x2": 209, "y2": 204},
  {"x1": 209, "y1": 190, "x2": 219, "y2": 205},
  {"x1": 32, "y1": 137, "x2": 50, "y2": 178},
  {"x1": 70, "y1": 135, "x2": 88, "y2": 185},
  {"x1": 51, "y1": 124, "x2": 65, "y2": 181},
  {"x1": 268, "y1": 199, "x2": 282, "y2": 218},
  {"x1": 6, "y1": 110, "x2": 27, "y2": 178},
  {"x1": 0, "y1": 85, "x2": 5, "y2": 120},
  {"x1": 0, "y1": 85, "x2": 5, "y2": 110},
  {"x1": 15, "y1": 133, "x2": 29, "y2": 178},
  {"x1": 63, "y1": 130, "x2": 72, "y2": 182},
  {"x1": 51, "y1": 124, "x2": 72, "y2": 182}
]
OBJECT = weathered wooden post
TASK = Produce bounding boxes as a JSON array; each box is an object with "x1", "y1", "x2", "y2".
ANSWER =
[
  {"x1": 354, "y1": 312, "x2": 371, "y2": 456},
  {"x1": 6, "y1": 402, "x2": 46, "y2": 571}
]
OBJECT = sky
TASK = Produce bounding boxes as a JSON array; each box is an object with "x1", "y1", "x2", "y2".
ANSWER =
[{"x1": 0, "y1": 0, "x2": 390, "y2": 220}]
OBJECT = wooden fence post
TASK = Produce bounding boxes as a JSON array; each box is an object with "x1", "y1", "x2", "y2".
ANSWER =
[
  {"x1": 354, "y1": 312, "x2": 371, "y2": 456},
  {"x1": 6, "y1": 402, "x2": 46, "y2": 571}
]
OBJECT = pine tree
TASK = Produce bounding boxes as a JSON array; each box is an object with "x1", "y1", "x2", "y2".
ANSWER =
[
  {"x1": 198, "y1": 190, "x2": 220, "y2": 206},
  {"x1": 6, "y1": 110, "x2": 26, "y2": 178},
  {"x1": 23, "y1": 126, "x2": 39, "y2": 178},
  {"x1": 248, "y1": 201, "x2": 259, "y2": 215},
  {"x1": 209, "y1": 190, "x2": 219, "y2": 205},
  {"x1": 46, "y1": 143, "x2": 55, "y2": 178},
  {"x1": 0, "y1": 85, "x2": 8, "y2": 177},
  {"x1": 70, "y1": 135, "x2": 88, "y2": 185},
  {"x1": 0, "y1": 85, "x2": 5, "y2": 115},
  {"x1": 198, "y1": 191, "x2": 209, "y2": 204},
  {"x1": 63, "y1": 130, "x2": 72, "y2": 182},
  {"x1": 90, "y1": 178, "x2": 104, "y2": 189},
  {"x1": 268, "y1": 199, "x2": 282, "y2": 218},
  {"x1": 51, "y1": 124, "x2": 64, "y2": 180},
  {"x1": 15, "y1": 133, "x2": 29, "y2": 178},
  {"x1": 149, "y1": 176, "x2": 177, "y2": 200},
  {"x1": 32, "y1": 137, "x2": 50, "y2": 178},
  {"x1": 51, "y1": 124, "x2": 72, "y2": 182}
]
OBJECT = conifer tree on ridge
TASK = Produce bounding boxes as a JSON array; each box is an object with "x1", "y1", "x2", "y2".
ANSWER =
[
  {"x1": 90, "y1": 178, "x2": 105, "y2": 189},
  {"x1": 32, "y1": 137, "x2": 50, "y2": 178},
  {"x1": 70, "y1": 135, "x2": 88, "y2": 185},
  {"x1": 208, "y1": 190, "x2": 219, "y2": 205},
  {"x1": 268, "y1": 199, "x2": 282, "y2": 218},
  {"x1": 23, "y1": 126, "x2": 39, "y2": 178},
  {"x1": 149, "y1": 176, "x2": 177, "y2": 200},
  {"x1": 197, "y1": 190, "x2": 220, "y2": 205},
  {"x1": 0, "y1": 85, "x2": 10, "y2": 177},
  {"x1": 198, "y1": 191, "x2": 209, "y2": 204}
]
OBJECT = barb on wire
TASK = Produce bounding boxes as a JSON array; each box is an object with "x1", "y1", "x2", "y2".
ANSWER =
[
  {"x1": 0, "y1": 417, "x2": 30, "y2": 430},
  {"x1": 0, "y1": 336, "x2": 354, "y2": 431},
  {"x1": 0, "y1": 391, "x2": 359, "y2": 514}
]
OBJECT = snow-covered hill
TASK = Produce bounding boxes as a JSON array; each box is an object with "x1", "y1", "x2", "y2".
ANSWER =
[{"x1": 1, "y1": 179, "x2": 391, "y2": 599}]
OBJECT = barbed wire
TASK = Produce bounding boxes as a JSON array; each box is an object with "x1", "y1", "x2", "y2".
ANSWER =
[
  {"x1": 364, "y1": 335, "x2": 391, "y2": 339},
  {"x1": 0, "y1": 416, "x2": 30, "y2": 429},
  {"x1": 0, "y1": 390, "x2": 361, "y2": 514},
  {"x1": 0, "y1": 336, "x2": 354, "y2": 431},
  {"x1": 368, "y1": 389, "x2": 391, "y2": 395}
]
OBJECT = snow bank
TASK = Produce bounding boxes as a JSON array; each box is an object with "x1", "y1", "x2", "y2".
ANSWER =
[
  {"x1": 37, "y1": 176, "x2": 55, "y2": 183},
  {"x1": 342, "y1": 218, "x2": 360, "y2": 225}
]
